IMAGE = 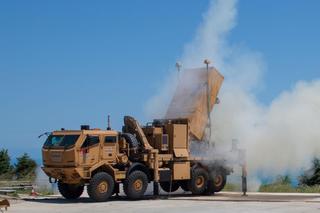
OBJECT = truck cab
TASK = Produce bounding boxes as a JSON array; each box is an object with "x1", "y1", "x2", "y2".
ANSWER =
[{"x1": 42, "y1": 128, "x2": 122, "y2": 184}]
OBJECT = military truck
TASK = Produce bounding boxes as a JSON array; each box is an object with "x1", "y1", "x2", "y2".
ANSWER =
[{"x1": 41, "y1": 67, "x2": 231, "y2": 202}]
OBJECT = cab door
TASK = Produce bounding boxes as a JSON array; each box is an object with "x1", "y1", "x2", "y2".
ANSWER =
[
  {"x1": 102, "y1": 135, "x2": 117, "y2": 161},
  {"x1": 80, "y1": 135, "x2": 101, "y2": 166}
]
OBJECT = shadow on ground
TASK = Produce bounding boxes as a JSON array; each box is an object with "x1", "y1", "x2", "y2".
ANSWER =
[
  {"x1": 22, "y1": 192, "x2": 320, "y2": 204},
  {"x1": 22, "y1": 193, "x2": 216, "y2": 204}
]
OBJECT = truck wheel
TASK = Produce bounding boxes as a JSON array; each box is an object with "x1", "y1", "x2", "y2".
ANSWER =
[
  {"x1": 58, "y1": 181, "x2": 84, "y2": 199},
  {"x1": 160, "y1": 181, "x2": 180, "y2": 193},
  {"x1": 87, "y1": 172, "x2": 114, "y2": 202},
  {"x1": 121, "y1": 133, "x2": 140, "y2": 150},
  {"x1": 179, "y1": 180, "x2": 189, "y2": 192},
  {"x1": 123, "y1": 170, "x2": 148, "y2": 199},
  {"x1": 212, "y1": 171, "x2": 227, "y2": 192},
  {"x1": 188, "y1": 167, "x2": 208, "y2": 195},
  {"x1": 122, "y1": 133, "x2": 141, "y2": 161}
]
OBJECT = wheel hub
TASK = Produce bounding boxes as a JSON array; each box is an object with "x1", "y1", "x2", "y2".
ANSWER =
[
  {"x1": 195, "y1": 176, "x2": 205, "y2": 188},
  {"x1": 214, "y1": 175, "x2": 223, "y2": 187},
  {"x1": 133, "y1": 179, "x2": 143, "y2": 191},
  {"x1": 98, "y1": 181, "x2": 108, "y2": 193}
]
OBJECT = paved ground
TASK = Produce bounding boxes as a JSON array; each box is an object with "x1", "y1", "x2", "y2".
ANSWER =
[{"x1": 5, "y1": 192, "x2": 320, "y2": 213}]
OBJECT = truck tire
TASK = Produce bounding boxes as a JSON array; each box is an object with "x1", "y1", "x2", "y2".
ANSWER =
[
  {"x1": 204, "y1": 177, "x2": 215, "y2": 195},
  {"x1": 121, "y1": 133, "x2": 140, "y2": 150},
  {"x1": 160, "y1": 181, "x2": 180, "y2": 193},
  {"x1": 188, "y1": 167, "x2": 208, "y2": 195},
  {"x1": 212, "y1": 171, "x2": 227, "y2": 192},
  {"x1": 87, "y1": 172, "x2": 114, "y2": 202},
  {"x1": 58, "y1": 181, "x2": 84, "y2": 199},
  {"x1": 123, "y1": 170, "x2": 148, "y2": 199}
]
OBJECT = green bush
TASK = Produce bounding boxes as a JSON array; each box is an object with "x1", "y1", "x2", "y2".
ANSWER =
[{"x1": 299, "y1": 158, "x2": 320, "y2": 186}]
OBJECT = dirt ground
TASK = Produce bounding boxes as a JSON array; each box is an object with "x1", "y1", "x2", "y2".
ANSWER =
[{"x1": 4, "y1": 192, "x2": 320, "y2": 213}]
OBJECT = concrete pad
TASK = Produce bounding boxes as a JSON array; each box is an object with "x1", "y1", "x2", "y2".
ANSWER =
[{"x1": 8, "y1": 192, "x2": 320, "y2": 213}]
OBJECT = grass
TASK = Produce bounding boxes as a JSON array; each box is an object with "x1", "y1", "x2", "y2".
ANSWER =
[
  {"x1": 0, "y1": 183, "x2": 54, "y2": 197},
  {"x1": 223, "y1": 183, "x2": 241, "y2": 191},
  {"x1": 0, "y1": 172, "x2": 53, "y2": 197},
  {"x1": 35, "y1": 186, "x2": 54, "y2": 196},
  {"x1": 11, "y1": 188, "x2": 33, "y2": 197},
  {"x1": 223, "y1": 177, "x2": 320, "y2": 193},
  {"x1": 0, "y1": 171, "x2": 36, "y2": 182},
  {"x1": 259, "y1": 183, "x2": 320, "y2": 193},
  {"x1": 0, "y1": 172, "x2": 15, "y2": 181}
]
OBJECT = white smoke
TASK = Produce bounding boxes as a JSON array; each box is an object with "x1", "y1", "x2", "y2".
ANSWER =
[
  {"x1": 34, "y1": 167, "x2": 58, "y2": 194},
  {"x1": 145, "y1": 71, "x2": 178, "y2": 119},
  {"x1": 145, "y1": 0, "x2": 320, "y2": 190},
  {"x1": 218, "y1": 80, "x2": 320, "y2": 175}
]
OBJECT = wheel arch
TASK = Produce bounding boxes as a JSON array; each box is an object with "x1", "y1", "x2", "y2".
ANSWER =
[
  {"x1": 90, "y1": 162, "x2": 115, "y2": 178},
  {"x1": 127, "y1": 162, "x2": 151, "y2": 181},
  {"x1": 191, "y1": 162, "x2": 207, "y2": 172}
]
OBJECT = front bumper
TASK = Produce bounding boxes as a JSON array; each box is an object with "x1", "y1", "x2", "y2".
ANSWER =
[{"x1": 42, "y1": 167, "x2": 84, "y2": 184}]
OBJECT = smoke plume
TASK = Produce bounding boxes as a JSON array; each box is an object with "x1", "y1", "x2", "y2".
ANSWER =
[
  {"x1": 145, "y1": 0, "x2": 320, "y2": 190},
  {"x1": 34, "y1": 167, "x2": 58, "y2": 194}
]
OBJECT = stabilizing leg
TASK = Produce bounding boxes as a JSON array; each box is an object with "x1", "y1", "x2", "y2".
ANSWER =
[
  {"x1": 241, "y1": 150, "x2": 248, "y2": 196},
  {"x1": 153, "y1": 181, "x2": 159, "y2": 196}
]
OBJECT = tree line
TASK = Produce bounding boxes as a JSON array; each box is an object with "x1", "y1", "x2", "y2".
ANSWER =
[
  {"x1": 299, "y1": 158, "x2": 320, "y2": 186},
  {"x1": 0, "y1": 148, "x2": 37, "y2": 180}
]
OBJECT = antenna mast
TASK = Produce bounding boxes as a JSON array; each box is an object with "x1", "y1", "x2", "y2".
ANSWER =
[
  {"x1": 107, "y1": 115, "x2": 111, "y2": 130},
  {"x1": 204, "y1": 59, "x2": 212, "y2": 146}
]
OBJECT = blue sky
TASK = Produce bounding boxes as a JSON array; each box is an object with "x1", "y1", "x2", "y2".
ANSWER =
[{"x1": 0, "y1": 0, "x2": 319, "y2": 160}]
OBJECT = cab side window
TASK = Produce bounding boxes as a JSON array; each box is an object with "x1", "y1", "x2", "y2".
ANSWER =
[
  {"x1": 81, "y1": 135, "x2": 100, "y2": 148},
  {"x1": 105, "y1": 136, "x2": 117, "y2": 144}
]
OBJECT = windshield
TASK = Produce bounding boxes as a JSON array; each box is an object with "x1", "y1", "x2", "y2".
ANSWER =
[{"x1": 44, "y1": 135, "x2": 80, "y2": 149}]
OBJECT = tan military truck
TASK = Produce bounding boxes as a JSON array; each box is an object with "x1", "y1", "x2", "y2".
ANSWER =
[{"x1": 41, "y1": 67, "x2": 231, "y2": 202}]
